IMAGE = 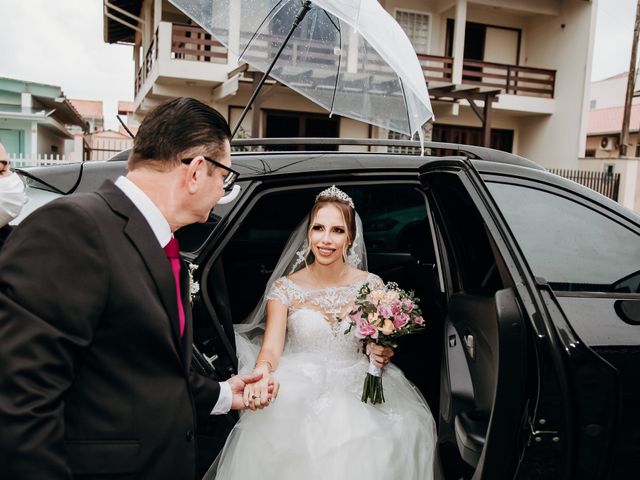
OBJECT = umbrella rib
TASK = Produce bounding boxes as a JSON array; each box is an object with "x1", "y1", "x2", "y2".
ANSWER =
[
  {"x1": 329, "y1": 16, "x2": 342, "y2": 117},
  {"x1": 322, "y1": 9, "x2": 340, "y2": 31},
  {"x1": 239, "y1": 0, "x2": 287, "y2": 60},
  {"x1": 399, "y1": 77, "x2": 412, "y2": 137}
]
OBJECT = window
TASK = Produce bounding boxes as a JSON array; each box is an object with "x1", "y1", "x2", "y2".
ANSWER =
[
  {"x1": 487, "y1": 182, "x2": 640, "y2": 293},
  {"x1": 432, "y1": 124, "x2": 514, "y2": 153},
  {"x1": 264, "y1": 110, "x2": 339, "y2": 151},
  {"x1": 430, "y1": 173, "x2": 505, "y2": 295},
  {"x1": 174, "y1": 182, "x2": 244, "y2": 253},
  {"x1": 396, "y1": 11, "x2": 430, "y2": 54}
]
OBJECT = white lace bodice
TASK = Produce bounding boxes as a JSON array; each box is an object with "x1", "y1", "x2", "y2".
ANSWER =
[{"x1": 266, "y1": 273, "x2": 384, "y2": 358}]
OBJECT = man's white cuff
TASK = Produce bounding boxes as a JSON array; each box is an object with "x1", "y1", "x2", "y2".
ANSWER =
[{"x1": 210, "y1": 381, "x2": 232, "y2": 415}]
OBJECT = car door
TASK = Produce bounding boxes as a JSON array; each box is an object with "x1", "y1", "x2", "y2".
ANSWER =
[
  {"x1": 419, "y1": 159, "x2": 561, "y2": 479},
  {"x1": 484, "y1": 173, "x2": 640, "y2": 479}
]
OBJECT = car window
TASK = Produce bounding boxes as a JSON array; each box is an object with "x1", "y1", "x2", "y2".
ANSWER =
[
  {"x1": 220, "y1": 183, "x2": 435, "y2": 322},
  {"x1": 487, "y1": 182, "x2": 640, "y2": 293},
  {"x1": 175, "y1": 181, "x2": 249, "y2": 253},
  {"x1": 429, "y1": 172, "x2": 505, "y2": 295}
]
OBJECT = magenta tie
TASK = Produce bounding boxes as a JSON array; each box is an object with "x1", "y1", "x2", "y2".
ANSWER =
[{"x1": 163, "y1": 237, "x2": 185, "y2": 337}]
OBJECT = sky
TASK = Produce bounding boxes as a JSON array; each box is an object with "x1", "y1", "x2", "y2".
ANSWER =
[
  {"x1": 592, "y1": 0, "x2": 638, "y2": 81},
  {"x1": 0, "y1": 0, "x2": 635, "y2": 130}
]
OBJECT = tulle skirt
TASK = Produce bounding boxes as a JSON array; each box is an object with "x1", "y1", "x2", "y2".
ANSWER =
[{"x1": 207, "y1": 335, "x2": 436, "y2": 480}]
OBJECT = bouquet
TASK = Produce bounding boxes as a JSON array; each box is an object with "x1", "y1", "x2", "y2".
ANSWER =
[{"x1": 345, "y1": 282, "x2": 425, "y2": 404}]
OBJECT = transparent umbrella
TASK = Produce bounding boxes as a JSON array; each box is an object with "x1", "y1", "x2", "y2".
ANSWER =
[{"x1": 169, "y1": 0, "x2": 433, "y2": 145}]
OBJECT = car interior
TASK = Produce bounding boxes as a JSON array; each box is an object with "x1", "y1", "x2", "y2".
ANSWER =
[{"x1": 191, "y1": 177, "x2": 529, "y2": 478}]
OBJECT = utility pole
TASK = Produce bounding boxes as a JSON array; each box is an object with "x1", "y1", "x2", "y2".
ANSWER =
[{"x1": 620, "y1": 0, "x2": 640, "y2": 157}]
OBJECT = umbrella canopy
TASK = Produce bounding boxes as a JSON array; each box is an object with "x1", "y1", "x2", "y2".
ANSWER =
[{"x1": 170, "y1": 0, "x2": 433, "y2": 140}]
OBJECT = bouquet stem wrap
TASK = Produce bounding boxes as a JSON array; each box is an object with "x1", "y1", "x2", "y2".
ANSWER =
[
  {"x1": 345, "y1": 281, "x2": 426, "y2": 406},
  {"x1": 362, "y1": 357, "x2": 385, "y2": 404}
]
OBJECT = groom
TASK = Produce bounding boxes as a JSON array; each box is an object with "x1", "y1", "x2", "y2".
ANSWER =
[{"x1": 0, "y1": 98, "x2": 264, "y2": 479}]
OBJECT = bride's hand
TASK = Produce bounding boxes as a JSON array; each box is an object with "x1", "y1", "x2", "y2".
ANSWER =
[
  {"x1": 366, "y1": 343, "x2": 394, "y2": 368},
  {"x1": 244, "y1": 366, "x2": 279, "y2": 410}
]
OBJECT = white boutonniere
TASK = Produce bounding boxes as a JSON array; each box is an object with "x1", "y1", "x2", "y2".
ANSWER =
[{"x1": 187, "y1": 263, "x2": 200, "y2": 302}]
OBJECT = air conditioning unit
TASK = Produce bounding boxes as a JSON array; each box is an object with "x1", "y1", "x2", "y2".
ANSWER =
[{"x1": 600, "y1": 136, "x2": 617, "y2": 151}]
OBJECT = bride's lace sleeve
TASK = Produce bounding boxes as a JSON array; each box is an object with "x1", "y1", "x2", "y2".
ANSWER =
[
  {"x1": 368, "y1": 273, "x2": 386, "y2": 290},
  {"x1": 266, "y1": 277, "x2": 290, "y2": 306}
]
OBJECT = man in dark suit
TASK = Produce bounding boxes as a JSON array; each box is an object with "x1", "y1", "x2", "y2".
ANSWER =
[{"x1": 0, "y1": 98, "x2": 266, "y2": 479}]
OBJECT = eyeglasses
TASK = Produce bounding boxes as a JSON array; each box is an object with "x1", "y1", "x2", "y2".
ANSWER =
[{"x1": 181, "y1": 156, "x2": 239, "y2": 192}]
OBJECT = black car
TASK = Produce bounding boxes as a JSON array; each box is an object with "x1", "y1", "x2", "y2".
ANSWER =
[{"x1": 14, "y1": 139, "x2": 640, "y2": 479}]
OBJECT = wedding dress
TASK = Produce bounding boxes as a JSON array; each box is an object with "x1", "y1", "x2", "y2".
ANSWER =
[{"x1": 209, "y1": 273, "x2": 437, "y2": 480}]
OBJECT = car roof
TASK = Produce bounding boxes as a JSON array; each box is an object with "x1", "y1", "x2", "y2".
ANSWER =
[
  {"x1": 18, "y1": 139, "x2": 543, "y2": 193},
  {"x1": 230, "y1": 138, "x2": 544, "y2": 178},
  {"x1": 16, "y1": 141, "x2": 638, "y2": 225}
]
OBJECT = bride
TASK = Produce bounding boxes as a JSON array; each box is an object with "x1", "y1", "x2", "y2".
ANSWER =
[{"x1": 208, "y1": 186, "x2": 436, "y2": 479}]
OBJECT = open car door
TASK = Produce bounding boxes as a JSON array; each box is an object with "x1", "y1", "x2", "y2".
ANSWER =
[{"x1": 420, "y1": 159, "x2": 538, "y2": 479}]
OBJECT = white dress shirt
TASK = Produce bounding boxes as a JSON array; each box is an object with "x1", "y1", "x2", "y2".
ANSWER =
[{"x1": 115, "y1": 176, "x2": 232, "y2": 415}]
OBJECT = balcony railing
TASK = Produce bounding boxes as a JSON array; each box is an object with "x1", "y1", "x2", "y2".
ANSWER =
[
  {"x1": 135, "y1": 23, "x2": 229, "y2": 95},
  {"x1": 171, "y1": 23, "x2": 227, "y2": 63},
  {"x1": 550, "y1": 169, "x2": 620, "y2": 201},
  {"x1": 135, "y1": 28, "x2": 158, "y2": 95},
  {"x1": 133, "y1": 23, "x2": 556, "y2": 100},
  {"x1": 418, "y1": 54, "x2": 556, "y2": 98}
]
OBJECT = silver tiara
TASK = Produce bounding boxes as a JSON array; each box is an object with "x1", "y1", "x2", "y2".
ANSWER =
[{"x1": 315, "y1": 185, "x2": 354, "y2": 208}]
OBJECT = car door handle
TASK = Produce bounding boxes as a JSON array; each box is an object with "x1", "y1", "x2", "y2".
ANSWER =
[{"x1": 463, "y1": 333, "x2": 475, "y2": 359}]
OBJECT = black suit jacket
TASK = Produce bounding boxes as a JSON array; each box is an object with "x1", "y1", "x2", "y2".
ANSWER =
[{"x1": 0, "y1": 181, "x2": 220, "y2": 479}]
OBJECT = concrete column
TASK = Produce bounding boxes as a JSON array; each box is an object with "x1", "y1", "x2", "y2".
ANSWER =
[
  {"x1": 153, "y1": 0, "x2": 162, "y2": 31},
  {"x1": 21, "y1": 92, "x2": 32, "y2": 109},
  {"x1": 228, "y1": 1, "x2": 241, "y2": 66},
  {"x1": 622, "y1": 159, "x2": 638, "y2": 210},
  {"x1": 347, "y1": 27, "x2": 359, "y2": 74},
  {"x1": 451, "y1": 0, "x2": 467, "y2": 85},
  {"x1": 30, "y1": 121, "x2": 38, "y2": 158}
]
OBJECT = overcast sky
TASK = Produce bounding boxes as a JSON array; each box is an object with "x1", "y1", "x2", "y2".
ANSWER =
[{"x1": 0, "y1": 0, "x2": 635, "y2": 130}]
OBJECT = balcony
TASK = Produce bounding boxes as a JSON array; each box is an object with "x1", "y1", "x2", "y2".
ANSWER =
[
  {"x1": 418, "y1": 54, "x2": 556, "y2": 99},
  {"x1": 134, "y1": 22, "x2": 231, "y2": 104},
  {"x1": 133, "y1": 22, "x2": 556, "y2": 114}
]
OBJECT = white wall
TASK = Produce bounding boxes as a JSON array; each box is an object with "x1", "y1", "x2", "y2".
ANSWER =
[
  {"x1": 516, "y1": 0, "x2": 596, "y2": 168},
  {"x1": 579, "y1": 157, "x2": 640, "y2": 212},
  {"x1": 37, "y1": 127, "x2": 67, "y2": 156},
  {"x1": 590, "y1": 74, "x2": 638, "y2": 110}
]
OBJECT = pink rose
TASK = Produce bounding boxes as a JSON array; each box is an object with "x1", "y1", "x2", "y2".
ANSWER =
[
  {"x1": 402, "y1": 299, "x2": 415, "y2": 313},
  {"x1": 393, "y1": 312, "x2": 409, "y2": 329},
  {"x1": 355, "y1": 318, "x2": 379, "y2": 339},
  {"x1": 377, "y1": 304, "x2": 393, "y2": 319},
  {"x1": 413, "y1": 315, "x2": 425, "y2": 326},
  {"x1": 392, "y1": 301, "x2": 403, "y2": 316}
]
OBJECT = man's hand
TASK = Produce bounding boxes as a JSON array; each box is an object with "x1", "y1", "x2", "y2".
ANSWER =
[
  {"x1": 228, "y1": 373, "x2": 276, "y2": 410},
  {"x1": 366, "y1": 343, "x2": 394, "y2": 368},
  {"x1": 243, "y1": 369, "x2": 280, "y2": 411}
]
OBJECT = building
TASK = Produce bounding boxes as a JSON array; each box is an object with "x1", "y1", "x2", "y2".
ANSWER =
[
  {"x1": 0, "y1": 77, "x2": 86, "y2": 163},
  {"x1": 583, "y1": 73, "x2": 640, "y2": 212},
  {"x1": 67, "y1": 98, "x2": 135, "y2": 161},
  {"x1": 69, "y1": 99, "x2": 105, "y2": 132},
  {"x1": 117, "y1": 100, "x2": 140, "y2": 137},
  {"x1": 589, "y1": 71, "x2": 640, "y2": 111},
  {"x1": 103, "y1": 0, "x2": 597, "y2": 168}
]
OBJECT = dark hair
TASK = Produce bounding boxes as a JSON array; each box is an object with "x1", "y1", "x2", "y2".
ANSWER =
[
  {"x1": 128, "y1": 97, "x2": 231, "y2": 170},
  {"x1": 308, "y1": 198, "x2": 357, "y2": 248}
]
